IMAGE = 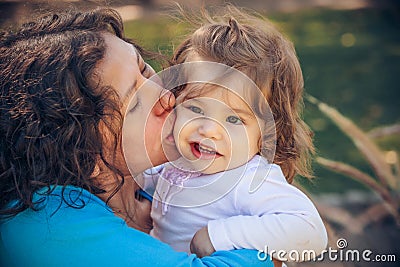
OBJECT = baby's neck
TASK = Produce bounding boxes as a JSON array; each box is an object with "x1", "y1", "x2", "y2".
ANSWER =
[{"x1": 170, "y1": 155, "x2": 258, "y2": 176}]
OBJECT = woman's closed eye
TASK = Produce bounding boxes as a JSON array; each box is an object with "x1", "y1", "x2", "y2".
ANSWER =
[{"x1": 128, "y1": 96, "x2": 141, "y2": 113}]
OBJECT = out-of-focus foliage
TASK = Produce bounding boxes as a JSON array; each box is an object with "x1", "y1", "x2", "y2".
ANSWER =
[
  {"x1": 307, "y1": 95, "x2": 399, "y2": 227},
  {"x1": 274, "y1": 8, "x2": 400, "y2": 194}
]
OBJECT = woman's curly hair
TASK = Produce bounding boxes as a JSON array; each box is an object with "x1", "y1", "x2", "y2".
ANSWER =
[
  {"x1": 172, "y1": 5, "x2": 315, "y2": 183},
  {"x1": 0, "y1": 8, "x2": 132, "y2": 217}
]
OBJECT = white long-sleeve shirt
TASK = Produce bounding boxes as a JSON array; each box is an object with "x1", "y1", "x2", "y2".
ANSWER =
[{"x1": 143, "y1": 155, "x2": 327, "y2": 261}]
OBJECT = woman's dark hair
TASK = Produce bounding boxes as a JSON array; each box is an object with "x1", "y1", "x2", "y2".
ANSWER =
[{"x1": 0, "y1": 8, "x2": 132, "y2": 217}]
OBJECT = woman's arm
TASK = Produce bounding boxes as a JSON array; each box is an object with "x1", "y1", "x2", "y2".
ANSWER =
[
  {"x1": 1, "y1": 185, "x2": 273, "y2": 267},
  {"x1": 1, "y1": 204, "x2": 273, "y2": 267}
]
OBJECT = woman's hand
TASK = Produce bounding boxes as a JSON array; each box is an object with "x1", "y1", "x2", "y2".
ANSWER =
[
  {"x1": 133, "y1": 189, "x2": 153, "y2": 233},
  {"x1": 190, "y1": 226, "x2": 216, "y2": 258}
]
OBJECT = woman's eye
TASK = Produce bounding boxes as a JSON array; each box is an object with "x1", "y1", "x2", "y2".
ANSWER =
[
  {"x1": 226, "y1": 115, "x2": 243, "y2": 125},
  {"x1": 188, "y1": 105, "x2": 204, "y2": 115},
  {"x1": 128, "y1": 97, "x2": 140, "y2": 113}
]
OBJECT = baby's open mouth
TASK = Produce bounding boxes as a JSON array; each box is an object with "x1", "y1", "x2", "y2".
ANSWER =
[{"x1": 190, "y1": 142, "x2": 222, "y2": 159}]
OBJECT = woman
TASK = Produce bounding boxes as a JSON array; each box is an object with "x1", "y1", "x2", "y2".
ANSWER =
[{"x1": 0, "y1": 8, "x2": 272, "y2": 267}]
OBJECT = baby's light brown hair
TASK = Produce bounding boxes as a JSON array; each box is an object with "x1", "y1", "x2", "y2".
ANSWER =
[{"x1": 172, "y1": 5, "x2": 314, "y2": 183}]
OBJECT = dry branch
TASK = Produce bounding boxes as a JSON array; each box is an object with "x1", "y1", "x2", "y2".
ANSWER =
[{"x1": 306, "y1": 94, "x2": 397, "y2": 190}]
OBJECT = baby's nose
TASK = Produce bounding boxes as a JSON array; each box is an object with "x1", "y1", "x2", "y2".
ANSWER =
[{"x1": 198, "y1": 119, "x2": 223, "y2": 140}]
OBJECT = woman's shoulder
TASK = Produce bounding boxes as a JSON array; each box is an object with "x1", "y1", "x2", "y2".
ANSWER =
[
  {"x1": 33, "y1": 185, "x2": 108, "y2": 211},
  {"x1": 0, "y1": 185, "x2": 170, "y2": 265}
]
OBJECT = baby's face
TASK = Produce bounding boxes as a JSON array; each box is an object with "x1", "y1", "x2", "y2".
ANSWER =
[{"x1": 173, "y1": 87, "x2": 261, "y2": 174}]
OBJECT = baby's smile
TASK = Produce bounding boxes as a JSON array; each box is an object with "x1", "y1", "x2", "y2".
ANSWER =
[{"x1": 190, "y1": 142, "x2": 222, "y2": 159}]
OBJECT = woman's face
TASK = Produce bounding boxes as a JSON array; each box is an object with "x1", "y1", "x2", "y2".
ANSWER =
[{"x1": 96, "y1": 33, "x2": 177, "y2": 175}]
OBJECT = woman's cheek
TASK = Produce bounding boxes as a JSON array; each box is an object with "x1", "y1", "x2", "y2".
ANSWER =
[
  {"x1": 122, "y1": 114, "x2": 147, "y2": 174},
  {"x1": 144, "y1": 116, "x2": 165, "y2": 164}
]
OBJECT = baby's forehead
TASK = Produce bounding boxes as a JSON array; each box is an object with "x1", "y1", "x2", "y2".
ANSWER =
[
  {"x1": 173, "y1": 60, "x2": 265, "y2": 109},
  {"x1": 179, "y1": 83, "x2": 252, "y2": 109}
]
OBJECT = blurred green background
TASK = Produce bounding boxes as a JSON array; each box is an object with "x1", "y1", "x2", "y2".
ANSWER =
[{"x1": 124, "y1": 7, "x2": 400, "y2": 195}]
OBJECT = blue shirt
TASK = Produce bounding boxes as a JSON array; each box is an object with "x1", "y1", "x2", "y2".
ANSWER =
[{"x1": 1, "y1": 186, "x2": 272, "y2": 266}]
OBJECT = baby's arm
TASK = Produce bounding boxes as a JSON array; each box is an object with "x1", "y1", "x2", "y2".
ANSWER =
[
  {"x1": 192, "y1": 164, "x2": 327, "y2": 262},
  {"x1": 190, "y1": 226, "x2": 215, "y2": 257},
  {"x1": 190, "y1": 228, "x2": 282, "y2": 267}
]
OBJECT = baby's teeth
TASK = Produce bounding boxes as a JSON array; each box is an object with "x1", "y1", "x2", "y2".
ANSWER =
[{"x1": 199, "y1": 145, "x2": 216, "y2": 154}]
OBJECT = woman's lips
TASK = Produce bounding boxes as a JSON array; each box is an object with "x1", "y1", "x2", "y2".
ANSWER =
[{"x1": 190, "y1": 142, "x2": 222, "y2": 159}]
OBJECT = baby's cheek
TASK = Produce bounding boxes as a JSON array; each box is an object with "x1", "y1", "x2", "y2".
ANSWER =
[{"x1": 230, "y1": 138, "x2": 256, "y2": 164}]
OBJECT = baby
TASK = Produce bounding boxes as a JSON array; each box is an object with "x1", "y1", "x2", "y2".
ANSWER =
[{"x1": 141, "y1": 6, "x2": 327, "y2": 264}]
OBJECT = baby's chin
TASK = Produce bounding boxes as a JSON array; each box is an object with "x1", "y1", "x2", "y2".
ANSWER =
[
  {"x1": 202, "y1": 158, "x2": 252, "y2": 174},
  {"x1": 193, "y1": 161, "x2": 234, "y2": 175}
]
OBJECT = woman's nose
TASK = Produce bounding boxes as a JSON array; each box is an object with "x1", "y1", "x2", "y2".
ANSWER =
[{"x1": 198, "y1": 119, "x2": 223, "y2": 140}]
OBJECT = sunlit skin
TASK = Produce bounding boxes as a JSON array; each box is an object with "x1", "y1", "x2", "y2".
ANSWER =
[
  {"x1": 92, "y1": 33, "x2": 177, "y2": 232},
  {"x1": 173, "y1": 87, "x2": 261, "y2": 174}
]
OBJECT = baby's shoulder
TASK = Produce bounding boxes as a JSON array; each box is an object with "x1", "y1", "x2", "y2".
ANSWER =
[
  {"x1": 241, "y1": 156, "x2": 287, "y2": 186},
  {"x1": 246, "y1": 155, "x2": 283, "y2": 174}
]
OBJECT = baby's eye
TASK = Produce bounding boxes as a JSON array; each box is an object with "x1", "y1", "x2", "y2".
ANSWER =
[
  {"x1": 188, "y1": 105, "x2": 204, "y2": 115},
  {"x1": 226, "y1": 115, "x2": 243, "y2": 125}
]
